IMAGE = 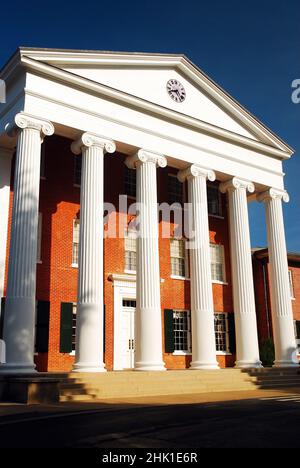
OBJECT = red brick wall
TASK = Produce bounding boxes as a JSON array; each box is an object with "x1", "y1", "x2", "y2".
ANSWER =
[
  {"x1": 4, "y1": 135, "x2": 235, "y2": 371},
  {"x1": 253, "y1": 255, "x2": 300, "y2": 349}
]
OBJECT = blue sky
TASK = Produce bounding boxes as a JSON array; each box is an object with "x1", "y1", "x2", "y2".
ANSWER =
[{"x1": 1, "y1": 0, "x2": 299, "y2": 250}]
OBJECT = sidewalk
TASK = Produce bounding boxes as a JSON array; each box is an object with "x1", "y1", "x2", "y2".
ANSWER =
[{"x1": 1, "y1": 387, "x2": 300, "y2": 421}]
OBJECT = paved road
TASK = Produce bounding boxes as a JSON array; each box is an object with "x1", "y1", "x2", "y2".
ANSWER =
[{"x1": 1, "y1": 394, "x2": 300, "y2": 448}]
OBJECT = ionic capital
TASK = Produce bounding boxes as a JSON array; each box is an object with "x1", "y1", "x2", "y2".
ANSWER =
[
  {"x1": 125, "y1": 149, "x2": 167, "y2": 170},
  {"x1": 71, "y1": 132, "x2": 116, "y2": 155},
  {"x1": 8, "y1": 113, "x2": 54, "y2": 139},
  {"x1": 257, "y1": 188, "x2": 289, "y2": 203},
  {"x1": 177, "y1": 164, "x2": 215, "y2": 183},
  {"x1": 219, "y1": 177, "x2": 255, "y2": 194}
]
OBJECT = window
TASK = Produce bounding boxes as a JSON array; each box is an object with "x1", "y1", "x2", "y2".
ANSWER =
[
  {"x1": 207, "y1": 185, "x2": 222, "y2": 216},
  {"x1": 214, "y1": 313, "x2": 229, "y2": 353},
  {"x1": 124, "y1": 167, "x2": 136, "y2": 198},
  {"x1": 294, "y1": 320, "x2": 300, "y2": 354},
  {"x1": 71, "y1": 303, "x2": 77, "y2": 353},
  {"x1": 170, "y1": 238, "x2": 188, "y2": 278},
  {"x1": 37, "y1": 213, "x2": 42, "y2": 263},
  {"x1": 210, "y1": 244, "x2": 226, "y2": 283},
  {"x1": 74, "y1": 154, "x2": 82, "y2": 186},
  {"x1": 122, "y1": 299, "x2": 136, "y2": 308},
  {"x1": 289, "y1": 270, "x2": 295, "y2": 299},
  {"x1": 72, "y1": 219, "x2": 80, "y2": 266},
  {"x1": 168, "y1": 174, "x2": 183, "y2": 205},
  {"x1": 173, "y1": 310, "x2": 191, "y2": 353},
  {"x1": 125, "y1": 230, "x2": 137, "y2": 272}
]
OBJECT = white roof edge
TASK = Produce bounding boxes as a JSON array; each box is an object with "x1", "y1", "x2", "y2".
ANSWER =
[{"x1": 0, "y1": 47, "x2": 294, "y2": 157}]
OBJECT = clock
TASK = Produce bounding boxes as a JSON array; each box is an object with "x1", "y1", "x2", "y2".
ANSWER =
[{"x1": 166, "y1": 79, "x2": 186, "y2": 103}]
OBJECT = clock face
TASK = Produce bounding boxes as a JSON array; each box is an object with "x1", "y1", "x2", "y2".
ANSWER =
[{"x1": 166, "y1": 79, "x2": 186, "y2": 103}]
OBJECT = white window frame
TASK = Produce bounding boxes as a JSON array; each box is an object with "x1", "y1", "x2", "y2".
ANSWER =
[
  {"x1": 36, "y1": 213, "x2": 42, "y2": 264},
  {"x1": 170, "y1": 238, "x2": 190, "y2": 280},
  {"x1": 124, "y1": 229, "x2": 137, "y2": 274},
  {"x1": 173, "y1": 310, "x2": 192, "y2": 355},
  {"x1": 289, "y1": 270, "x2": 295, "y2": 300},
  {"x1": 214, "y1": 312, "x2": 231, "y2": 355},
  {"x1": 72, "y1": 219, "x2": 80, "y2": 267},
  {"x1": 207, "y1": 183, "x2": 223, "y2": 219},
  {"x1": 210, "y1": 243, "x2": 227, "y2": 284}
]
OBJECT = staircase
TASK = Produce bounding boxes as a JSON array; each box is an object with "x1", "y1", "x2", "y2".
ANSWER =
[{"x1": 58, "y1": 367, "x2": 300, "y2": 402}]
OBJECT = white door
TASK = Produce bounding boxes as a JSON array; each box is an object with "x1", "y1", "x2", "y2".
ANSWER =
[{"x1": 121, "y1": 299, "x2": 136, "y2": 369}]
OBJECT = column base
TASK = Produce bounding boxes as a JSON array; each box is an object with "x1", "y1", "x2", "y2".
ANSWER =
[
  {"x1": 190, "y1": 361, "x2": 220, "y2": 370},
  {"x1": 134, "y1": 361, "x2": 166, "y2": 371},
  {"x1": 0, "y1": 363, "x2": 37, "y2": 374},
  {"x1": 235, "y1": 360, "x2": 263, "y2": 369},
  {"x1": 273, "y1": 360, "x2": 299, "y2": 368},
  {"x1": 72, "y1": 363, "x2": 106, "y2": 373}
]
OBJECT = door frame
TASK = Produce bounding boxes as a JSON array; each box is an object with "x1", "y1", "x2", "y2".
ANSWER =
[{"x1": 110, "y1": 274, "x2": 136, "y2": 370}]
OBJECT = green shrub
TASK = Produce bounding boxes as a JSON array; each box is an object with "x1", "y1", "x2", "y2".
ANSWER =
[{"x1": 260, "y1": 338, "x2": 275, "y2": 367}]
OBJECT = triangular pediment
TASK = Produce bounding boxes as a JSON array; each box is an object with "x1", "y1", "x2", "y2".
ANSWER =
[{"x1": 8, "y1": 48, "x2": 292, "y2": 155}]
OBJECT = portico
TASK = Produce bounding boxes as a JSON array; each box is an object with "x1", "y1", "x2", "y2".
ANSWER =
[{"x1": 0, "y1": 48, "x2": 297, "y2": 374}]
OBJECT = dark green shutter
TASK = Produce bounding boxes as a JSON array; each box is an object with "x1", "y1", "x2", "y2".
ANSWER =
[
  {"x1": 60, "y1": 302, "x2": 73, "y2": 353},
  {"x1": 164, "y1": 309, "x2": 174, "y2": 353},
  {"x1": 103, "y1": 305, "x2": 106, "y2": 353},
  {"x1": 0, "y1": 297, "x2": 5, "y2": 340},
  {"x1": 228, "y1": 313, "x2": 236, "y2": 354},
  {"x1": 296, "y1": 321, "x2": 300, "y2": 340},
  {"x1": 36, "y1": 300, "x2": 50, "y2": 353}
]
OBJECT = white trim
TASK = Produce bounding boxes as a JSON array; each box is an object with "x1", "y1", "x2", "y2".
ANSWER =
[
  {"x1": 170, "y1": 275, "x2": 190, "y2": 281},
  {"x1": 71, "y1": 263, "x2": 78, "y2": 268},
  {"x1": 21, "y1": 89, "x2": 287, "y2": 181},
  {"x1": 112, "y1": 277, "x2": 136, "y2": 370},
  {"x1": 173, "y1": 351, "x2": 192, "y2": 356},
  {"x1": 212, "y1": 280, "x2": 228, "y2": 286},
  {"x1": 14, "y1": 50, "x2": 293, "y2": 156}
]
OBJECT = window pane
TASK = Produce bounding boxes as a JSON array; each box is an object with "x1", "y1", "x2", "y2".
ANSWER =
[
  {"x1": 210, "y1": 244, "x2": 224, "y2": 282},
  {"x1": 74, "y1": 154, "x2": 82, "y2": 186},
  {"x1": 173, "y1": 311, "x2": 191, "y2": 352},
  {"x1": 170, "y1": 239, "x2": 186, "y2": 277},
  {"x1": 125, "y1": 230, "x2": 137, "y2": 271},
  {"x1": 214, "y1": 313, "x2": 228, "y2": 352},
  {"x1": 168, "y1": 175, "x2": 183, "y2": 205},
  {"x1": 72, "y1": 220, "x2": 80, "y2": 265},
  {"x1": 124, "y1": 167, "x2": 136, "y2": 197},
  {"x1": 207, "y1": 186, "x2": 222, "y2": 216},
  {"x1": 289, "y1": 270, "x2": 294, "y2": 298}
]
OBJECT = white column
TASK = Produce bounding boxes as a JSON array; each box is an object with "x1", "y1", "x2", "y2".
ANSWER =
[
  {"x1": 178, "y1": 165, "x2": 219, "y2": 369},
  {"x1": 71, "y1": 133, "x2": 115, "y2": 372},
  {"x1": 258, "y1": 188, "x2": 298, "y2": 367},
  {"x1": 125, "y1": 149, "x2": 166, "y2": 371},
  {"x1": 220, "y1": 177, "x2": 261, "y2": 368},
  {"x1": 0, "y1": 147, "x2": 13, "y2": 301},
  {"x1": 0, "y1": 113, "x2": 54, "y2": 374}
]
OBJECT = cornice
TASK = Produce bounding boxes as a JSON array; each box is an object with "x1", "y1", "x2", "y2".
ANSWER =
[{"x1": 1, "y1": 52, "x2": 291, "y2": 160}]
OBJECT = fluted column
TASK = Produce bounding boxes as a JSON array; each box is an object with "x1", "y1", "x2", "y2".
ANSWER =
[
  {"x1": 258, "y1": 188, "x2": 297, "y2": 366},
  {"x1": 0, "y1": 113, "x2": 54, "y2": 374},
  {"x1": 178, "y1": 165, "x2": 219, "y2": 369},
  {"x1": 71, "y1": 133, "x2": 115, "y2": 372},
  {"x1": 125, "y1": 149, "x2": 166, "y2": 371},
  {"x1": 220, "y1": 178, "x2": 261, "y2": 368},
  {"x1": 0, "y1": 147, "x2": 14, "y2": 302}
]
